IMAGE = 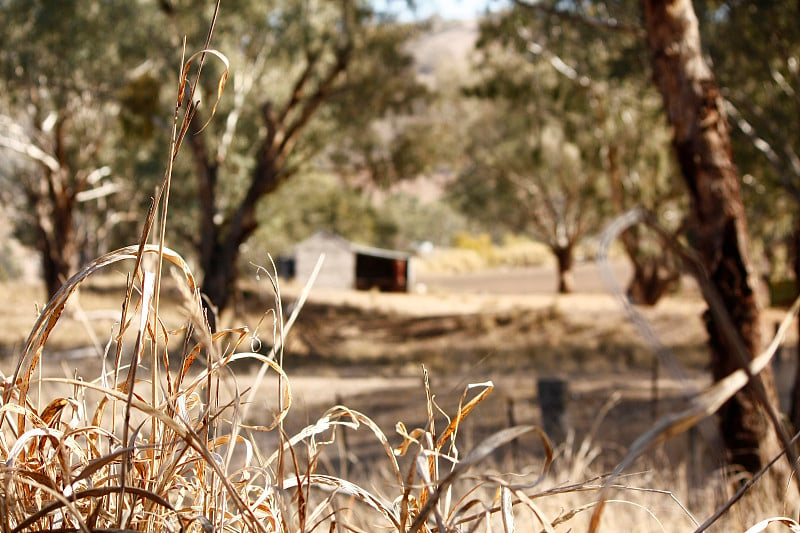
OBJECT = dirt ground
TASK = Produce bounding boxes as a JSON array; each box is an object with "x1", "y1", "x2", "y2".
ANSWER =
[{"x1": 227, "y1": 259, "x2": 798, "y2": 475}]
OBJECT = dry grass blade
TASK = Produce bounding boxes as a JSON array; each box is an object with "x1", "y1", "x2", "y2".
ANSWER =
[
  {"x1": 70, "y1": 446, "x2": 133, "y2": 486},
  {"x1": 227, "y1": 352, "x2": 292, "y2": 431},
  {"x1": 6, "y1": 427, "x2": 63, "y2": 466},
  {"x1": 239, "y1": 254, "x2": 325, "y2": 432},
  {"x1": 588, "y1": 290, "x2": 800, "y2": 531},
  {"x1": 436, "y1": 381, "x2": 493, "y2": 450},
  {"x1": 12, "y1": 485, "x2": 182, "y2": 533},
  {"x1": 264, "y1": 405, "x2": 402, "y2": 485},
  {"x1": 408, "y1": 425, "x2": 535, "y2": 533},
  {"x1": 745, "y1": 517, "x2": 800, "y2": 532},
  {"x1": 38, "y1": 397, "x2": 70, "y2": 426},
  {"x1": 603, "y1": 499, "x2": 666, "y2": 531},
  {"x1": 119, "y1": 269, "x2": 154, "y2": 511},
  {"x1": 322, "y1": 405, "x2": 403, "y2": 482},
  {"x1": 510, "y1": 489, "x2": 555, "y2": 533},
  {"x1": 179, "y1": 48, "x2": 229, "y2": 133},
  {"x1": 471, "y1": 425, "x2": 554, "y2": 493},
  {"x1": 282, "y1": 474, "x2": 402, "y2": 530},
  {"x1": 6, "y1": 245, "x2": 197, "y2": 405},
  {"x1": 500, "y1": 486, "x2": 514, "y2": 532}
]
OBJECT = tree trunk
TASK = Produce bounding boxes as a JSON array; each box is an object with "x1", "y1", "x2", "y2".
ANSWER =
[
  {"x1": 196, "y1": 177, "x2": 268, "y2": 332},
  {"x1": 644, "y1": 0, "x2": 783, "y2": 475},
  {"x1": 30, "y1": 173, "x2": 78, "y2": 300},
  {"x1": 790, "y1": 215, "x2": 800, "y2": 431},
  {"x1": 191, "y1": 39, "x2": 351, "y2": 327},
  {"x1": 553, "y1": 244, "x2": 574, "y2": 294},
  {"x1": 193, "y1": 109, "x2": 287, "y2": 331},
  {"x1": 39, "y1": 224, "x2": 76, "y2": 300},
  {"x1": 199, "y1": 239, "x2": 237, "y2": 331},
  {"x1": 607, "y1": 145, "x2": 680, "y2": 306},
  {"x1": 627, "y1": 257, "x2": 681, "y2": 306}
]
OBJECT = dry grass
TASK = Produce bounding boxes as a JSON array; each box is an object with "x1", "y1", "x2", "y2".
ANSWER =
[
  {"x1": 0, "y1": 22, "x2": 569, "y2": 531},
  {"x1": 0, "y1": 246, "x2": 630, "y2": 531},
  {"x1": 415, "y1": 234, "x2": 554, "y2": 274}
]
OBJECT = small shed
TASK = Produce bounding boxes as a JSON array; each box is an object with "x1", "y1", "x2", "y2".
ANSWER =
[{"x1": 292, "y1": 231, "x2": 413, "y2": 292}]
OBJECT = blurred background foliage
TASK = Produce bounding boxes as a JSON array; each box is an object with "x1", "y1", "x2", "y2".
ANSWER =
[{"x1": 0, "y1": 0, "x2": 797, "y2": 304}]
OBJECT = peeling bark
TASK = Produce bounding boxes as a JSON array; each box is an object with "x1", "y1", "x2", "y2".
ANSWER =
[{"x1": 643, "y1": 0, "x2": 783, "y2": 475}]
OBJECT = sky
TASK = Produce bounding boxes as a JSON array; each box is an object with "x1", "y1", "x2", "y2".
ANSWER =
[
  {"x1": 412, "y1": 0, "x2": 492, "y2": 19},
  {"x1": 375, "y1": 0, "x2": 498, "y2": 21}
]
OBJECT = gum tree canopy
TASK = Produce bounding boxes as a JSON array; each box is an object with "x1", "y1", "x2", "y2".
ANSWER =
[
  {"x1": 0, "y1": 0, "x2": 429, "y2": 323},
  {"x1": 161, "y1": 0, "x2": 430, "y2": 327},
  {"x1": 0, "y1": 1, "x2": 157, "y2": 297}
]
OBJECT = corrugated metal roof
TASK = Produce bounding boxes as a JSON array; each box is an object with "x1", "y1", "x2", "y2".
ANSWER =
[
  {"x1": 297, "y1": 231, "x2": 411, "y2": 260},
  {"x1": 350, "y1": 242, "x2": 411, "y2": 260}
]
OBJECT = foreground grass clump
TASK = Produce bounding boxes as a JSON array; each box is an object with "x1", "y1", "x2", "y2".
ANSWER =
[
  {"x1": 0, "y1": 245, "x2": 556, "y2": 531},
  {"x1": 0, "y1": 243, "x2": 554, "y2": 531}
]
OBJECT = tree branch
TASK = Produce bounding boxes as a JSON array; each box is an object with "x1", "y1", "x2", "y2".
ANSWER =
[
  {"x1": 277, "y1": 49, "x2": 323, "y2": 126},
  {"x1": 519, "y1": 30, "x2": 592, "y2": 88},
  {"x1": 723, "y1": 97, "x2": 800, "y2": 197},
  {"x1": 513, "y1": 0, "x2": 645, "y2": 38},
  {"x1": 277, "y1": 43, "x2": 352, "y2": 161},
  {"x1": 0, "y1": 119, "x2": 60, "y2": 173}
]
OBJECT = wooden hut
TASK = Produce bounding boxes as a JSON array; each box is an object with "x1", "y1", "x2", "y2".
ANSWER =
[{"x1": 292, "y1": 231, "x2": 413, "y2": 292}]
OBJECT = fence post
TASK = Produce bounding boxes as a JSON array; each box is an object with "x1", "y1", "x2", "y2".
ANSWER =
[{"x1": 537, "y1": 376, "x2": 569, "y2": 444}]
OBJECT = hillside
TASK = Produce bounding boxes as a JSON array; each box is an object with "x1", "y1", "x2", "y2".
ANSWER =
[{"x1": 408, "y1": 17, "x2": 479, "y2": 88}]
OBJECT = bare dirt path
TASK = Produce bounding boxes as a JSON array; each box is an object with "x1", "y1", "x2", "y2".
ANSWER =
[{"x1": 416, "y1": 259, "x2": 634, "y2": 295}]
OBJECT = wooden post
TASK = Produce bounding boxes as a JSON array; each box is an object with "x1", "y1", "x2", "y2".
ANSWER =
[{"x1": 537, "y1": 377, "x2": 568, "y2": 444}]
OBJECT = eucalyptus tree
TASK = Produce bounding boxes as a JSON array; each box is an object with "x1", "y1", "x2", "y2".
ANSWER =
[
  {"x1": 643, "y1": 0, "x2": 793, "y2": 481},
  {"x1": 155, "y1": 0, "x2": 428, "y2": 325},
  {"x1": 602, "y1": 82, "x2": 685, "y2": 304},
  {"x1": 454, "y1": 2, "x2": 680, "y2": 296},
  {"x1": 0, "y1": 1, "x2": 166, "y2": 298},
  {"x1": 696, "y1": 1, "x2": 800, "y2": 431},
  {"x1": 451, "y1": 96, "x2": 608, "y2": 294},
  {"x1": 454, "y1": 11, "x2": 611, "y2": 295},
  {"x1": 0, "y1": 0, "x2": 429, "y2": 322},
  {"x1": 476, "y1": 0, "x2": 791, "y2": 478}
]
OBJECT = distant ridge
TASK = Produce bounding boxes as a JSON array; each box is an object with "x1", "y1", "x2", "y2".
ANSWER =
[{"x1": 407, "y1": 18, "x2": 478, "y2": 88}]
